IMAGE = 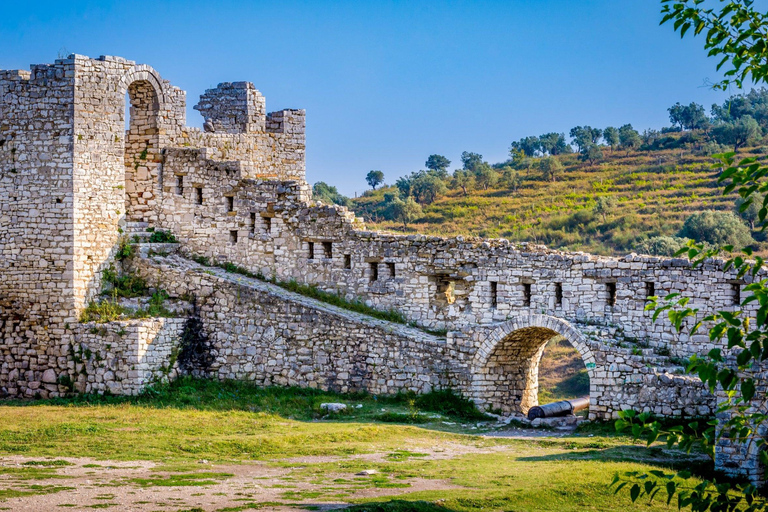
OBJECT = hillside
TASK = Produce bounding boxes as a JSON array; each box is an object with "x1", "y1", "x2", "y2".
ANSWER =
[{"x1": 348, "y1": 144, "x2": 767, "y2": 256}]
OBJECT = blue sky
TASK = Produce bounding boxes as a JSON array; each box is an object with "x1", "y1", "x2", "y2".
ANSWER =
[{"x1": 0, "y1": 1, "x2": 741, "y2": 195}]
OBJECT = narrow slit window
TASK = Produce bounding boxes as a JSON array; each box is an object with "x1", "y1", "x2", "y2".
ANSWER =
[
  {"x1": 229, "y1": 230, "x2": 238, "y2": 244},
  {"x1": 490, "y1": 281, "x2": 498, "y2": 309},
  {"x1": 195, "y1": 187, "x2": 203, "y2": 205},
  {"x1": 344, "y1": 254, "x2": 351, "y2": 269},
  {"x1": 607, "y1": 282, "x2": 616, "y2": 307},
  {"x1": 555, "y1": 282, "x2": 563, "y2": 307},
  {"x1": 323, "y1": 241, "x2": 333, "y2": 259},
  {"x1": 387, "y1": 262, "x2": 396, "y2": 279},
  {"x1": 250, "y1": 212, "x2": 256, "y2": 233},
  {"x1": 226, "y1": 196, "x2": 234, "y2": 212},
  {"x1": 308, "y1": 241, "x2": 314, "y2": 260},
  {"x1": 370, "y1": 262, "x2": 379, "y2": 282},
  {"x1": 645, "y1": 281, "x2": 655, "y2": 299},
  {"x1": 175, "y1": 175, "x2": 184, "y2": 195},
  {"x1": 264, "y1": 216, "x2": 272, "y2": 233},
  {"x1": 523, "y1": 283, "x2": 532, "y2": 307},
  {"x1": 731, "y1": 282, "x2": 741, "y2": 306}
]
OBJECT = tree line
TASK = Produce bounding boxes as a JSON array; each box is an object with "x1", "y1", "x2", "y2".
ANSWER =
[{"x1": 312, "y1": 88, "x2": 768, "y2": 229}]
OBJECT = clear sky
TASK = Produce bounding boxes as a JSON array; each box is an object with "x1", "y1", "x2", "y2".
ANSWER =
[{"x1": 0, "y1": 0, "x2": 743, "y2": 195}]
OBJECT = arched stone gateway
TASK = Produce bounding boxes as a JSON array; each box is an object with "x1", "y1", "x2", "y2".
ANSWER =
[
  {"x1": 469, "y1": 314, "x2": 596, "y2": 415},
  {"x1": 120, "y1": 66, "x2": 165, "y2": 224}
]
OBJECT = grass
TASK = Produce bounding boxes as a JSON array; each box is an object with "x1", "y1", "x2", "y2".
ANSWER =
[
  {"x1": 80, "y1": 290, "x2": 180, "y2": 323},
  {"x1": 0, "y1": 378, "x2": 718, "y2": 511},
  {"x1": 350, "y1": 144, "x2": 768, "y2": 257}
]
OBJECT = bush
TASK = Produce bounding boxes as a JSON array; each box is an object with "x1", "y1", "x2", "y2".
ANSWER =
[
  {"x1": 678, "y1": 210, "x2": 754, "y2": 247},
  {"x1": 148, "y1": 230, "x2": 178, "y2": 243},
  {"x1": 634, "y1": 236, "x2": 692, "y2": 256}
]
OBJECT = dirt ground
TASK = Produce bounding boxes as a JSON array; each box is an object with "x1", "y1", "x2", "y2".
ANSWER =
[
  {"x1": 0, "y1": 451, "x2": 467, "y2": 511},
  {"x1": 0, "y1": 430, "x2": 573, "y2": 511}
]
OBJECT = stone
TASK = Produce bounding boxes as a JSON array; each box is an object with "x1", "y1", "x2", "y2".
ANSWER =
[
  {"x1": 41, "y1": 369, "x2": 57, "y2": 384},
  {"x1": 321, "y1": 403, "x2": 347, "y2": 413}
]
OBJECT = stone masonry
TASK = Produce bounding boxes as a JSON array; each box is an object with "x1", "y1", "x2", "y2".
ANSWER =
[{"x1": 0, "y1": 54, "x2": 763, "y2": 482}]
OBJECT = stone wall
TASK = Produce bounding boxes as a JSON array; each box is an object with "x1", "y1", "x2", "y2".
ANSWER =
[
  {"x1": 0, "y1": 54, "x2": 306, "y2": 399},
  {"x1": 72, "y1": 318, "x2": 185, "y2": 395},
  {"x1": 129, "y1": 254, "x2": 450, "y2": 395},
  {"x1": 151, "y1": 169, "x2": 755, "y2": 368},
  {"x1": 127, "y1": 252, "x2": 716, "y2": 421},
  {"x1": 0, "y1": 59, "x2": 78, "y2": 399}
]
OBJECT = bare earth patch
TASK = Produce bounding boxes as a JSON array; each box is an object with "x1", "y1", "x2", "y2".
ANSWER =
[{"x1": 0, "y1": 455, "x2": 463, "y2": 511}]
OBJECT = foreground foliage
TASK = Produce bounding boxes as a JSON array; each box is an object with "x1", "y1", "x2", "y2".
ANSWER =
[{"x1": 612, "y1": 2, "x2": 768, "y2": 509}]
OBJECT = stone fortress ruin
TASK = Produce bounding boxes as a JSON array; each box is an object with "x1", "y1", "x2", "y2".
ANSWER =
[{"x1": 0, "y1": 54, "x2": 764, "y2": 481}]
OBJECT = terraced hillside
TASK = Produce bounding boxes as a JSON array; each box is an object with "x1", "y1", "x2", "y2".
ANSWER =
[{"x1": 349, "y1": 145, "x2": 768, "y2": 256}]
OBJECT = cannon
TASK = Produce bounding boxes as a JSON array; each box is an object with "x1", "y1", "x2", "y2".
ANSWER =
[{"x1": 527, "y1": 396, "x2": 589, "y2": 420}]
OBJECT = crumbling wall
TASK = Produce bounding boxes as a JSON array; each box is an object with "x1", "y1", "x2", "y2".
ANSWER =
[{"x1": 73, "y1": 318, "x2": 185, "y2": 395}]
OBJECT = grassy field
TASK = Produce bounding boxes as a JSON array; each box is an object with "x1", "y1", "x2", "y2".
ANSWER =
[
  {"x1": 351, "y1": 145, "x2": 768, "y2": 256},
  {"x1": 0, "y1": 378, "x2": 716, "y2": 511}
]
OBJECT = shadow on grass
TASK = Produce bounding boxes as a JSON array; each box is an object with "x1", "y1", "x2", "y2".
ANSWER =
[
  {"x1": 342, "y1": 500, "x2": 455, "y2": 512},
  {"x1": 517, "y1": 443, "x2": 718, "y2": 482}
]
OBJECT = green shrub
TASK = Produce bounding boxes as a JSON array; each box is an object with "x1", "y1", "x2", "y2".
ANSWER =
[
  {"x1": 80, "y1": 300, "x2": 127, "y2": 323},
  {"x1": 148, "y1": 230, "x2": 178, "y2": 244}
]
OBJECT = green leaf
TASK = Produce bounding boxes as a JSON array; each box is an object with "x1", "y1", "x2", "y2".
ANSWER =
[
  {"x1": 743, "y1": 379, "x2": 756, "y2": 402},
  {"x1": 630, "y1": 483, "x2": 641, "y2": 502}
]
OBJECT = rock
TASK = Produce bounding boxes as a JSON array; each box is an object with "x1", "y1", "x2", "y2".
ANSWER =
[
  {"x1": 321, "y1": 403, "x2": 347, "y2": 413},
  {"x1": 356, "y1": 469, "x2": 377, "y2": 476},
  {"x1": 41, "y1": 369, "x2": 57, "y2": 384}
]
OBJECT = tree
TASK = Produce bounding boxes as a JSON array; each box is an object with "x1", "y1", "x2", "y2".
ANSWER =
[
  {"x1": 580, "y1": 144, "x2": 603, "y2": 165},
  {"x1": 460, "y1": 151, "x2": 483, "y2": 173},
  {"x1": 618, "y1": 124, "x2": 641, "y2": 154},
  {"x1": 395, "y1": 176, "x2": 412, "y2": 198},
  {"x1": 451, "y1": 169, "x2": 475, "y2": 196},
  {"x1": 603, "y1": 126, "x2": 619, "y2": 152},
  {"x1": 712, "y1": 88, "x2": 768, "y2": 129},
  {"x1": 474, "y1": 163, "x2": 498, "y2": 190},
  {"x1": 312, "y1": 181, "x2": 351, "y2": 207},
  {"x1": 365, "y1": 170, "x2": 384, "y2": 190},
  {"x1": 410, "y1": 171, "x2": 446, "y2": 204},
  {"x1": 569, "y1": 126, "x2": 602, "y2": 152},
  {"x1": 712, "y1": 115, "x2": 761, "y2": 151},
  {"x1": 660, "y1": 0, "x2": 768, "y2": 91},
  {"x1": 538, "y1": 157, "x2": 564, "y2": 182},
  {"x1": 500, "y1": 166, "x2": 521, "y2": 193},
  {"x1": 509, "y1": 136, "x2": 540, "y2": 157},
  {"x1": 593, "y1": 195, "x2": 616, "y2": 222},
  {"x1": 735, "y1": 193, "x2": 764, "y2": 229},
  {"x1": 387, "y1": 195, "x2": 422, "y2": 228},
  {"x1": 668, "y1": 102, "x2": 709, "y2": 131},
  {"x1": 538, "y1": 132, "x2": 570, "y2": 155},
  {"x1": 425, "y1": 154, "x2": 451, "y2": 175}
]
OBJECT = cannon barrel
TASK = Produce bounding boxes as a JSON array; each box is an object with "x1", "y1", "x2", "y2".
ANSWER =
[{"x1": 527, "y1": 396, "x2": 590, "y2": 420}]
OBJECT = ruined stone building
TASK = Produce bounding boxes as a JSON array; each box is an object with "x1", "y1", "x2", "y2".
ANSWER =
[{"x1": 0, "y1": 54, "x2": 764, "y2": 482}]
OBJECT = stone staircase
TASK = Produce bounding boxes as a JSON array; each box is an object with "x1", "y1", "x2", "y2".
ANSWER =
[{"x1": 123, "y1": 221, "x2": 152, "y2": 243}]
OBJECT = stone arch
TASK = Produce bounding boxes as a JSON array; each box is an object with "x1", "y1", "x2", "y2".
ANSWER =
[
  {"x1": 470, "y1": 314, "x2": 596, "y2": 415},
  {"x1": 120, "y1": 66, "x2": 165, "y2": 224}
]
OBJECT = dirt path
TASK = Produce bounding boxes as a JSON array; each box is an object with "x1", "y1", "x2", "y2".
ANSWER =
[{"x1": 0, "y1": 453, "x2": 462, "y2": 511}]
